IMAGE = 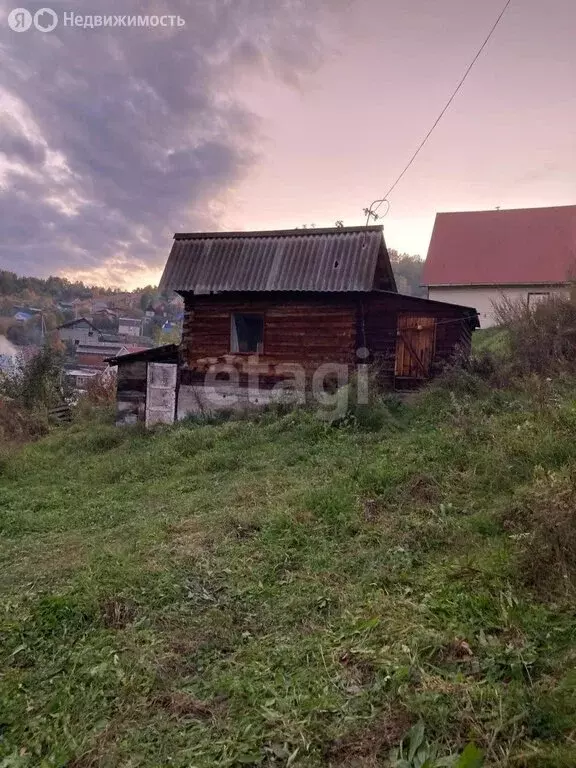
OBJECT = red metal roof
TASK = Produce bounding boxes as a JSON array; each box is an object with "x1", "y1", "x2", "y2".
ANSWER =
[
  {"x1": 118, "y1": 345, "x2": 148, "y2": 355},
  {"x1": 422, "y1": 205, "x2": 576, "y2": 286}
]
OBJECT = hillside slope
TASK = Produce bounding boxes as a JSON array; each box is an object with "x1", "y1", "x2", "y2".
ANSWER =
[{"x1": 1, "y1": 388, "x2": 575, "y2": 767}]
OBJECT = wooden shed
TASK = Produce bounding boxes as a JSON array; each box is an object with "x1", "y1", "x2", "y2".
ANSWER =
[
  {"x1": 112, "y1": 225, "x2": 478, "y2": 424},
  {"x1": 106, "y1": 344, "x2": 178, "y2": 426},
  {"x1": 169, "y1": 226, "x2": 476, "y2": 413}
]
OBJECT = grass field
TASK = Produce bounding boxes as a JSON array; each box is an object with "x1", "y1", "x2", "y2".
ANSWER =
[
  {"x1": 471, "y1": 328, "x2": 510, "y2": 355},
  {"x1": 1, "y1": 384, "x2": 575, "y2": 767}
]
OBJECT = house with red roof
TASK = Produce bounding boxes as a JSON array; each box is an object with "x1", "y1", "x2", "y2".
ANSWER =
[{"x1": 422, "y1": 205, "x2": 576, "y2": 327}]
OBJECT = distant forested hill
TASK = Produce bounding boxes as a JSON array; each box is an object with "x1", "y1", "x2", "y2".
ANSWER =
[
  {"x1": 388, "y1": 250, "x2": 426, "y2": 297},
  {"x1": 0, "y1": 271, "x2": 113, "y2": 302}
]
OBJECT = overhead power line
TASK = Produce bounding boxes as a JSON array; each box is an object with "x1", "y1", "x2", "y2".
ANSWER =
[{"x1": 364, "y1": 0, "x2": 513, "y2": 224}]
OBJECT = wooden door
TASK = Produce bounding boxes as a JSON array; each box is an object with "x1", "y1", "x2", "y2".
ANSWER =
[{"x1": 395, "y1": 315, "x2": 436, "y2": 379}]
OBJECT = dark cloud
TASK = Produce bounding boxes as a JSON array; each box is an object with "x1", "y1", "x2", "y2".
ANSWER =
[{"x1": 0, "y1": 0, "x2": 330, "y2": 284}]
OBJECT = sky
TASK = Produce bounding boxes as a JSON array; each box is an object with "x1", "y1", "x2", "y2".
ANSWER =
[{"x1": 0, "y1": 0, "x2": 575, "y2": 288}]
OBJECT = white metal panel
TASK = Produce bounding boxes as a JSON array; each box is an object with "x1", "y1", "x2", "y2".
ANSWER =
[{"x1": 145, "y1": 363, "x2": 177, "y2": 427}]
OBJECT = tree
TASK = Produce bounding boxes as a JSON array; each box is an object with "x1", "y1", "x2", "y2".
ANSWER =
[
  {"x1": 152, "y1": 324, "x2": 181, "y2": 346},
  {"x1": 139, "y1": 286, "x2": 157, "y2": 312},
  {"x1": 388, "y1": 249, "x2": 425, "y2": 297}
]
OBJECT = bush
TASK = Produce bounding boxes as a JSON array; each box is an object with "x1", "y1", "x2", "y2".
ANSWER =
[
  {"x1": 73, "y1": 372, "x2": 117, "y2": 424},
  {"x1": 428, "y1": 295, "x2": 576, "y2": 398},
  {"x1": 429, "y1": 363, "x2": 492, "y2": 397},
  {"x1": 0, "y1": 344, "x2": 69, "y2": 410},
  {"x1": 494, "y1": 294, "x2": 576, "y2": 376},
  {"x1": 504, "y1": 466, "x2": 576, "y2": 597},
  {"x1": 431, "y1": 295, "x2": 576, "y2": 395},
  {"x1": 82, "y1": 370, "x2": 116, "y2": 406},
  {"x1": 0, "y1": 398, "x2": 49, "y2": 448}
]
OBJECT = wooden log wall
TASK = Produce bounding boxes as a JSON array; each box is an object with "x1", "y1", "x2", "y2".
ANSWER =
[
  {"x1": 178, "y1": 291, "x2": 475, "y2": 391},
  {"x1": 180, "y1": 293, "x2": 357, "y2": 385},
  {"x1": 361, "y1": 293, "x2": 474, "y2": 386}
]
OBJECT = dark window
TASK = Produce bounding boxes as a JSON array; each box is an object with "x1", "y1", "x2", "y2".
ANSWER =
[{"x1": 231, "y1": 313, "x2": 264, "y2": 353}]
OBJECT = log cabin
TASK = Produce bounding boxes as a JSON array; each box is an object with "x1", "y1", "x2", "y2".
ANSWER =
[{"x1": 110, "y1": 226, "x2": 478, "y2": 425}]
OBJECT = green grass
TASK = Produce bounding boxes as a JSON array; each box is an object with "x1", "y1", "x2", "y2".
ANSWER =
[
  {"x1": 1, "y1": 387, "x2": 576, "y2": 767},
  {"x1": 472, "y1": 328, "x2": 510, "y2": 355}
]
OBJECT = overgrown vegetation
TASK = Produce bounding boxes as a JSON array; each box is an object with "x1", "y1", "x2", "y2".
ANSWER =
[
  {"x1": 2, "y1": 295, "x2": 576, "y2": 766},
  {"x1": 0, "y1": 344, "x2": 68, "y2": 411},
  {"x1": 0, "y1": 345, "x2": 69, "y2": 448},
  {"x1": 438, "y1": 295, "x2": 576, "y2": 396},
  {"x1": 2, "y1": 372, "x2": 576, "y2": 766},
  {"x1": 504, "y1": 466, "x2": 576, "y2": 597},
  {"x1": 493, "y1": 294, "x2": 576, "y2": 376}
]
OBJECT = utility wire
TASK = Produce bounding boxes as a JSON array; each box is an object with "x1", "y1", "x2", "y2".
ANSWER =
[{"x1": 365, "y1": 0, "x2": 513, "y2": 224}]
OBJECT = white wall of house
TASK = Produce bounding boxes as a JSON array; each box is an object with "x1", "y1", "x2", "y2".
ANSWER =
[
  {"x1": 58, "y1": 320, "x2": 98, "y2": 346},
  {"x1": 427, "y1": 285, "x2": 569, "y2": 328},
  {"x1": 118, "y1": 319, "x2": 142, "y2": 336}
]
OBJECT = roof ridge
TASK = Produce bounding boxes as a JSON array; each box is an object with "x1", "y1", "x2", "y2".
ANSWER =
[
  {"x1": 436, "y1": 204, "x2": 576, "y2": 216},
  {"x1": 57, "y1": 317, "x2": 101, "y2": 331},
  {"x1": 173, "y1": 225, "x2": 383, "y2": 240}
]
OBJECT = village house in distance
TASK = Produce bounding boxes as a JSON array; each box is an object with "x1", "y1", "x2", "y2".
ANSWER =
[
  {"x1": 55, "y1": 315, "x2": 152, "y2": 391},
  {"x1": 110, "y1": 225, "x2": 478, "y2": 426},
  {"x1": 422, "y1": 204, "x2": 576, "y2": 327}
]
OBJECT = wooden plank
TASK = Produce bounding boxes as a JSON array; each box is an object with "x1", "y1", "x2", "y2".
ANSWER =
[
  {"x1": 49, "y1": 404, "x2": 72, "y2": 422},
  {"x1": 395, "y1": 315, "x2": 436, "y2": 378}
]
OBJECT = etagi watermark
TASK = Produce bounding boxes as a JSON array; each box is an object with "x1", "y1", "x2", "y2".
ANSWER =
[
  {"x1": 197, "y1": 348, "x2": 372, "y2": 421},
  {"x1": 7, "y1": 7, "x2": 186, "y2": 32}
]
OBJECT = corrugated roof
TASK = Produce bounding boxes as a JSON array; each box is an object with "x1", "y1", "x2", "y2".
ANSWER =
[
  {"x1": 158, "y1": 226, "x2": 395, "y2": 294},
  {"x1": 76, "y1": 345, "x2": 124, "y2": 355},
  {"x1": 57, "y1": 317, "x2": 101, "y2": 332},
  {"x1": 376, "y1": 290, "x2": 479, "y2": 322},
  {"x1": 423, "y1": 205, "x2": 576, "y2": 286},
  {"x1": 105, "y1": 344, "x2": 178, "y2": 365}
]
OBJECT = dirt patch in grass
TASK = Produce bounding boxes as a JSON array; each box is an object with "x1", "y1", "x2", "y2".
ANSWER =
[
  {"x1": 325, "y1": 708, "x2": 412, "y2": 767},
  {"x1": 153, "y1": 691, "x2": 226, "y2": 720},
  {"x1": 434, "y1": 637, "x2": 475, "y2": 664},
  {"x1": 362, "y1": 498, "x2": 384, "y2": 523},
  {"x1": 154, "y1": 626, "x2": 239, "y2": 684},
  {"x1": 405, "y1": 473, "x2": 442, "y2": 504},
  {"x1": 226, "y1": 518, "x2": 262, "y2": 539},
  {"x1": 166, "y1": 518, "x2": 216, "y2": 558},
  {"x1": 339, "y1": 649, "x2": 377, "y2": 688},
  {"x1": 100, "y1": 597, "x2": 137, "y2": 629},
  {"x1": 361, "y1": 473, "x2": 442, "y2": 523}
]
